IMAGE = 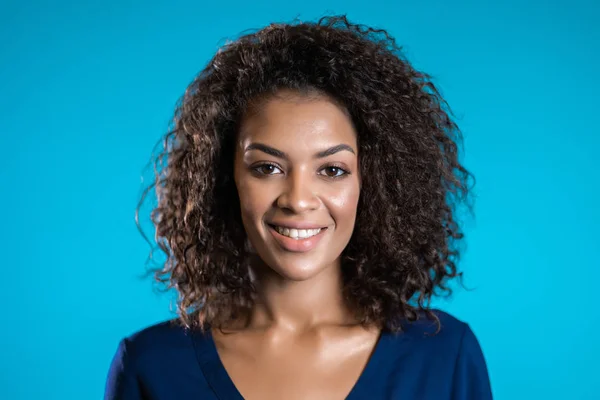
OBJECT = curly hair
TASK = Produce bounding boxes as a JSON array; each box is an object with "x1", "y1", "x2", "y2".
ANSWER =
[{"x1": 138, "y1": 15, "x2": 474, "y2": 332}]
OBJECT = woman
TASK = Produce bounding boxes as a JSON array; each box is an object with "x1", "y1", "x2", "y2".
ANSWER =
[{"x1": 106, "y1": 15, "x2": 492, "y2": 400}]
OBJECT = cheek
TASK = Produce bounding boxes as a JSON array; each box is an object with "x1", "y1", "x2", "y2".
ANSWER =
[
  {"x1": 324, "y1": 180, "x2": 361, "y2": 224},
  {"x1": 236, "y1": 179, "x2": 271, "y2": 222}
]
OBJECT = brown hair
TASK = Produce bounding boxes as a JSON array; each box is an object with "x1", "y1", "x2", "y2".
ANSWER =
[{"x1": 138, "y1": 15, "x2": 474, "y2": 332}]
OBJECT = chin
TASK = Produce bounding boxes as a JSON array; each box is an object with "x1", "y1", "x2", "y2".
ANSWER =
[
  {"x1": 275, "y1": 265, "x2": 324, "y2": 281},
  {"x1": 265, "y1": 256, "x2": 332, "y2": 282}
]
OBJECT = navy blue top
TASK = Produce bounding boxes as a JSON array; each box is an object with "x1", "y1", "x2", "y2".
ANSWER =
[{"x1": 105, "y1": 310, "x2": 492, "y2": 399}]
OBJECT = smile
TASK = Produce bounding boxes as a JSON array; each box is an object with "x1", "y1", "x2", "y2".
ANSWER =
[
  {"x1": 273, "y1": 226, "x2": 322, "y2": 239},
  {"x1": 267, "y1": 224, "x2": 328, "y2": 253}
]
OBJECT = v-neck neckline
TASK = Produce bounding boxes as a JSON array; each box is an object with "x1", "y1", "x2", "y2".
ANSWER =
[{"x1": 191, "y1": 326, "x2": 400, "y2": 400}]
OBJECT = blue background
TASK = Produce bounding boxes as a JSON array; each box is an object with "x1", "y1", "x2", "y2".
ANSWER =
[{"x1": 1, "y1": 0, "x2": 598, "y2": 399}]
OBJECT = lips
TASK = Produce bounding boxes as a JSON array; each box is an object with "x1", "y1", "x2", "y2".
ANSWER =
[
  {"x1": 273, "y1": 226, "x2": 322, "y2": 239},
  {"x1": 267, "y1": 223, "x2": 328, "y2": 253}
]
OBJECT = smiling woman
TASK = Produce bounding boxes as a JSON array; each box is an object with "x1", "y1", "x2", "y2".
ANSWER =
[{"x1": 105, "y1": 15, "x2": 492, "y2": 400}]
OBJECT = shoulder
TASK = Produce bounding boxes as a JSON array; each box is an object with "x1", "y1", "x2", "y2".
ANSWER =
[
  {"x1": 125, "y1": 319, "x2": 190, "y2": 348},
  {"x1": 109, "y1": 318, "x2": 218, "y2": 369},
  {"x1": 105, "y1": 319, "x2": 210, "y2": 398},
  {"x1": 385, "y1": 309, "x2": 483, "y2": 361},
  {"x1": 107, "y1": 320, "x2": 189, "y2": 376},
  {"x1": 398, "y1": 309, "x2": 469, "y2": 342},
  {"x1": 114, "y1": 319, "x2": 190, "y2": 364},
  {"x1": 391, "y1": 309, "x2": 492, "y2": 398}
]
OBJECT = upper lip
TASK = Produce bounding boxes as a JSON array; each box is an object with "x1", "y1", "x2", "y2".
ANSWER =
[{"x1": 268, "y1": 221, "x2": 327, "y2": 229}]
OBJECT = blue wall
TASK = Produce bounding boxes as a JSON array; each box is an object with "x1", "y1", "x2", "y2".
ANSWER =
[{"x1": 1, "y1": 0, "x2": 598, "y2": 398}]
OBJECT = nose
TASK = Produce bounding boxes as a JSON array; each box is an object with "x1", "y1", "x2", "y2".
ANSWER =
[{"x1": 276, "y1": 169, "x2": 320, "y2": 213}]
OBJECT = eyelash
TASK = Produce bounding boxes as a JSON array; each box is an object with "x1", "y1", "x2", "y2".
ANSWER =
[{"x1": 251, "y1": 163, "x2": 350, "y2": 179}]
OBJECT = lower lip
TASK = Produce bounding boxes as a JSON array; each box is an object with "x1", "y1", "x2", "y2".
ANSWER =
[{"x1": 268, "y1": 225, "x2": 327, "y2": 253}]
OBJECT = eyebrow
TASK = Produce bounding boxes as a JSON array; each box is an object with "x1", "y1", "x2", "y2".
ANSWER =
[
  {"x1": 315, "y1": 144, "x2": 356, "y2": 158},
  {"x1": 245, "y1": 143, "x2": 355, "y2": 159}
]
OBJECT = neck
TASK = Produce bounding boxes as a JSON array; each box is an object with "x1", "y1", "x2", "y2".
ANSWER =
[{"x1": 248, "y1": 258, "x2": 353, "y2": 332}]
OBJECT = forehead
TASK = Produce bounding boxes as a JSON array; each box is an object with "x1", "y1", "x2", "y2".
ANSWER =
[{"x1": 237, "y1": 93, "x2": 357, "y2": 152}]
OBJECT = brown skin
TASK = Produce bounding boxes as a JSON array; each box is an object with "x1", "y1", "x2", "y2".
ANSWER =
[{"x1": 211, "y1": 91, "x2": 381, "y2": 399}]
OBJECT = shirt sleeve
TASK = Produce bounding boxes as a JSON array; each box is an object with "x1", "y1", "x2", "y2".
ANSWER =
[
  {"x1": 104, "y1": 338, "x2": 142, "y2": 400},
  {"x1": 451, "y1": 324, "x2": 493, "y2": 400}
]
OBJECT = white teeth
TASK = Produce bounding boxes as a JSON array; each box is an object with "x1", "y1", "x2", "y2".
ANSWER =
[{"x1": 274, "y1": 226, "x2": 322, "y2": 239}]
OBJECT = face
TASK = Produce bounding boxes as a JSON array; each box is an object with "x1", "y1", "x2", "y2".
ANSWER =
[{"x1": 234, "y1": 91, "x2": 361, "y2": 281}]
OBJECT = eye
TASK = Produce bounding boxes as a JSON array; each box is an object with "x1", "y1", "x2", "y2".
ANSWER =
[
  {"x1": 252, "y1": 163, "x2": 283, "y2": 175},
  {"x1": 319, "y1": 166, "x2": 349, "y2": 178}
]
